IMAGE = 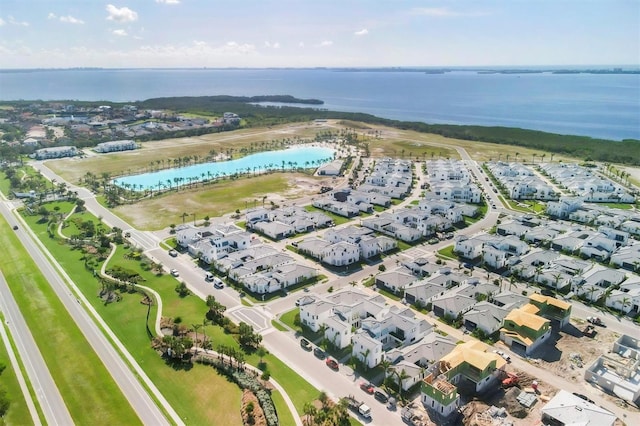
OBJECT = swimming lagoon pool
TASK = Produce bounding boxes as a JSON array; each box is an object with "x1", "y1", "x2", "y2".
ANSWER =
[{"x1": 113, "y1": 146, "x2": 335, "y2": 191}]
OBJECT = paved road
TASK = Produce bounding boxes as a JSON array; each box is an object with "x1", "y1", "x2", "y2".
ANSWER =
[
  {"x1": 0, "y1": 271, "x2": 71, "y2": 426},
  {"x1": 0, "y1": 201, "x2": 172, "y2": 426}
]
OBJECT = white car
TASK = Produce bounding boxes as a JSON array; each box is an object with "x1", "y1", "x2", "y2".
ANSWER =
[{"x1": 170, "y1": 269, "x2": 179, "y2": 277}]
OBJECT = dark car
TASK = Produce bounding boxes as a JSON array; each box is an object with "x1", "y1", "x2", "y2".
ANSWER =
[
  {"x1": 360, "y1": 382, "x2": 374, "y2": 394},
  {"x1": 540, "y1": 289, "x2": 554, "y2": 296},
  {"x1": 313, "y1": 347, "x2": 326, "y2": 359},
  {"x1": 300, "y1": 338, "x2": 312, "y2": 351},
  {"x1": 325, "y1": 358, "x2": 339, "y2": 370},
  {"x1": 374, "y1": 390, "x2": 388, "y2": 403},
  {"x1": 12, "y1": 225, "x2": 18, "y2": 230}
]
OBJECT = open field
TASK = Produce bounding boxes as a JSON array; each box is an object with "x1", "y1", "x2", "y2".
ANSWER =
[
  {"x1": 47, "y1": 121, "x2": 332, "y2": 183},
  {"x1": 112, "y1": 172, "x2": 327, "y2": 230},
  {"x1": 1, "y1": 213, "x2": 141, "y2": 426},
  {"x1": 46, "y1": 120, "x2": 581, "y2": 185}
]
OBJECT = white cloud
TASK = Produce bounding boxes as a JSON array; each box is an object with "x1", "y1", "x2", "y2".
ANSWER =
[
  {"x1": 318, "y1": 40, "x2": 333, "y2": 47},
  {"x1": 264, "y1": 41, "x2": 280, "y2": 49},
  {"x1": 354, "y1": 28, "x2": 368, "y2": 36},
  {"x1": 0, "y1": 18, "x2": 4, "y2": 26},
  {"x1": 298, "y1": 42, "x2": 305, "y2": 48},
  {"x1": 8, "y1": 16, "x2": 29, "y2": 26},
  {"x1": 222, "y1": 41, "x2": 256, "y2": 54},
  {"x1": 112, "y1": 29, "x2": 128, "y2": 36},
  {"x1": 60, "y1": 15, "x2": 84, "y2": 25},
  {"x1": 106, "y1": 5, "x2": 138, "y2": 23},
  {"x1": 48, "y1": 13, "x2": 57, "y2": 20},
  {"x1": 156, "y1": 0, "x2": 181, "y2": 4}
]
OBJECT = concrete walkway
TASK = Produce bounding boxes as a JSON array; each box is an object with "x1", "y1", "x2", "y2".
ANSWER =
[{"x1": 100, "y1": 243, "x2": 164, "y2": 337}]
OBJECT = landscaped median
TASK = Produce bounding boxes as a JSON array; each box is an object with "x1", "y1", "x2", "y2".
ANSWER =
[
  {"x1": 18, "y1": 199, "x2": 322, "y2": 425},
  {"x1": 0, "y1": 213, "x2": 142, "y2": 425}
]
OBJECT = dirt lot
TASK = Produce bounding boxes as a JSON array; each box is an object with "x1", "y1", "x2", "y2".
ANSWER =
[
  {"x1": 530, "y1": 319, "x2": 620, "y2": 384},
  {"x1": 459, "y1": 368, "x2": 558, "y2": 426}
]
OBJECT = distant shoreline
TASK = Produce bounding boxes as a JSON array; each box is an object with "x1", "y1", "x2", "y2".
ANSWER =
[{"x1": 1, "y1": 66, "x2": 639, "y2": 75}]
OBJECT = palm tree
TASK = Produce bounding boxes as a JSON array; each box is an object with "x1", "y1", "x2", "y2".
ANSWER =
[
  {"x1": 192, "y1": 323, "x2": 202, "y2": 353},
  {"x1": 303, "y1": 402, "x2": 317, "y2": 425},
  {"x1": 180, "y1": 212, "x2": 189, "y2": 224},
  {"x1": 318, "y1": 391, "x2": 329, "y2": 411},
  {"x1": 359, "y1": 348, "x2": 371, "y2": 371},
  {"x1": 394, "y1": 368, "x2": 410, "y2": 400}
]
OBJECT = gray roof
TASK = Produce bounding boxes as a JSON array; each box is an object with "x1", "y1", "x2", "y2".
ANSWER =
[{"x1": 542, "y1": 390, "x2": 616, "y2": 426}]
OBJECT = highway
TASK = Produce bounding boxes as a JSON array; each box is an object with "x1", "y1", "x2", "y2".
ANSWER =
[
  {"x1": 0, "y1": 200, "x2": 172, "y2": 426},
  {"x1": 0, "y1": 271, "x2": 71, "y2": 426}
]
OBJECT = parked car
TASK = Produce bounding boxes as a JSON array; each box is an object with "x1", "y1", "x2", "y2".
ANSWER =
[
  {"x1": 359, "y1": 382, "x2": 375, "y2": 394},
  {"x1": 374, "y1": 390, "x2": 388, "y2": 403},
  {"x1": 170, "y1": 269, "x2": 179, "y2": 277},
  {"x1": 325, "y1": 358, "x2": 339, "y2": 370},
  {"x1": 168, "y1": 249, "x2": 178, "y2": 257},
  {"x1": 501, "y1": 353, "x2": 511, "y2": 362},
  {"x1": 313, "y1": 347, "x2": 326, "y2": 359},
  {"x1": 300, "y1": 338, "x2": 312, "y2": 351},
  {"x1": 427, "y1": 238, "x2": 439, "y2": 245}
]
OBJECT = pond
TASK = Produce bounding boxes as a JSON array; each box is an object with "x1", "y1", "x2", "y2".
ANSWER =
[{"x1": 112, "y1": 146, "x2": 336, "y2": 191}]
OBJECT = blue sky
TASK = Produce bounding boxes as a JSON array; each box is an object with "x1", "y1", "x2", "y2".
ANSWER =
[{"x1": 0, "y1": 0, "x2": 638, "y2": 68}]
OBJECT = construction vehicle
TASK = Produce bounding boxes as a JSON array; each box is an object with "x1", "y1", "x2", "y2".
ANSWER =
[
  {"x1": 502, "y1": 372, "x2": 519, "y2": 388},
  {"x1": 587, "y1": 316, "x2": 604, "y2": 326},
  {"x1": 582, "y1": 324, "x2": 596, "y2": 338},
  {"x1": 344, "y1": 395, "x2": 371, "y2": 419}
]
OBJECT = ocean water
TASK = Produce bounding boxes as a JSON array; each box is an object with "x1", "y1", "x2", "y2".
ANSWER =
[
  {"x1": 112, "y1": 146, "x2": 335, "y2": 190},
  {"x1": 1, "y1": 68, "x2": 638, "y2": 140}
]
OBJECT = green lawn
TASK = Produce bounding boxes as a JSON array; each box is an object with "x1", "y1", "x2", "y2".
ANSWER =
[
  {"x1": 0, "y1": 317, "x2": 35, "y2": 426},
  {"x1": 601, "y1": 202, "x2": 634, "y2": 210},
  {"x1": 1, "y1": 213, "x2": 141, "y2": 426},
  {"x1": 279, "y1": 308, "x2": 300, "y2": 331},
  {"x1": 20, "y1": 202, "x2": 314, "y2": 425},
  {"x1": 437, "y1": 245, "x2": 458, "y2": 260},
  {"x1": 20, "y1": 204, "x2": 245, "y2": 425}
]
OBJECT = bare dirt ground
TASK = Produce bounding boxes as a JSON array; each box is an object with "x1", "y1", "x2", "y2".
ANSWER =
[
  {"x1": 531, "y1": 319, "x2": 620, "y2": 385},
  {"x1": 528, "y1": 319, "x2": 639, "y2": 417},
  {"x1": 460, "y1": 368, "x2": 557, "y2": 426}
]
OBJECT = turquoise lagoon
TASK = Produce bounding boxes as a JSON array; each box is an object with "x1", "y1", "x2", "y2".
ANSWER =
[{"x1": 113, "y1": 146, "x2": 335, "y2": 191}]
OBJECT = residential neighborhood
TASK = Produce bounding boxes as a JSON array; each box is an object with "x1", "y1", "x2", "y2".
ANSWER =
[{"x1": 1, "y1": 112, "x2": 638, "y2": 426}]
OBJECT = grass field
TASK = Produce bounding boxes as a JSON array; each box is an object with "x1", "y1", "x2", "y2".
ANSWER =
[
  {"x1": 111, "y1": 173, "x2": 315, "y2": 230},
  {"x1": 21, "y1": 204, "x2": 245, "y2": 425},
  {"x1": 0, "y1": 213, "x2": 141, "y2": 426},
  {"x1": 19, "y1": 203, "x2": 310, "y2": 425},
  {"x1": 0, "y1": 317, "x2": 35, "y2": 426}
]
